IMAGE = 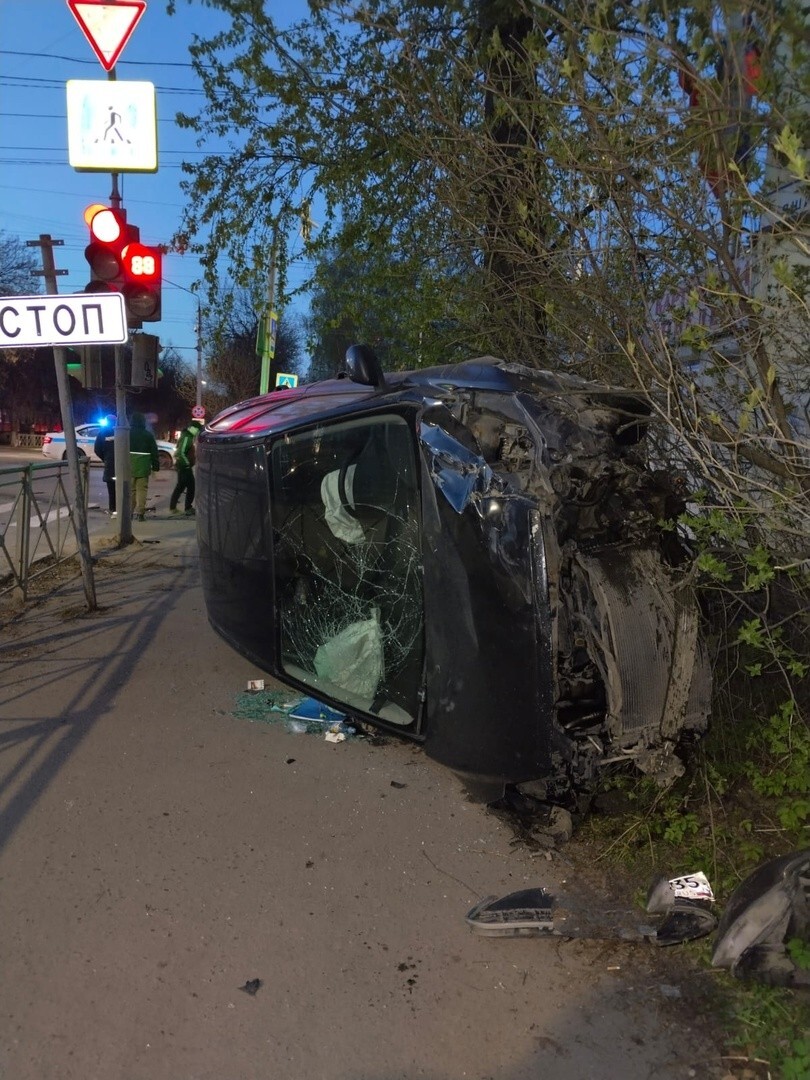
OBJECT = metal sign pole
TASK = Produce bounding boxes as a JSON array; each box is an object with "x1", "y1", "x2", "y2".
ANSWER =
[{"x1": 31, "y1": 234, "x2": 97, "y2": 609}]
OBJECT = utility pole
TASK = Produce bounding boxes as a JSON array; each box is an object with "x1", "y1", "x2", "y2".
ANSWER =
[
  {"x1": 196, "y1": 300, "x2": 203, "y2": 408},
  {"x1": 28, "y1": 234, "x2": 97, "y2": 610},
  {"x1": 106, "y1": 65, "x2": 133, "y2": 545},
  {"x1": 259, "y1": 240, "x2": 277, "y2": 396}
]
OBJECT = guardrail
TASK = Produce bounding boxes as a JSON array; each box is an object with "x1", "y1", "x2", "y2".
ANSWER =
[{"x1": 0, "y1": 458, "x2": 90, "y2": 601}]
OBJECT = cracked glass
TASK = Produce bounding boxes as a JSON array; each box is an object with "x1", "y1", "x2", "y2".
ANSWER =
[{"x1": 270, "y1": 414, "x2": 424, "y2": 727}]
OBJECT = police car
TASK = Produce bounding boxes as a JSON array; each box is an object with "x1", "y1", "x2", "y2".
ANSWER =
[{"x1": 42, "y1": 420, "x2": 177, "y2": 470}]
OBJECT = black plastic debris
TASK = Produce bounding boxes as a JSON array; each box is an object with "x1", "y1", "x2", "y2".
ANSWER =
[
  {"x1": 390, "y1": 780, "x2": 407, "y2": 790},
  {"x1": 712, "y1": 849, "x2": 810, "y2": 986},
  {"x1": 466, "y1": 889, "x2": 555, "y2": 937},
  {"x1": 239, "y1": 978, "x2": 263, "y2": 996},
  {"x1": 652, "y1": 901, "x2": 718, "y2": 947}
]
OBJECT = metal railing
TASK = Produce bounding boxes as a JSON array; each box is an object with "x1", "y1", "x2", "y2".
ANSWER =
[
  {"x1": 0, "y1": 458, "x2": 90, "y2": 600},
  {"x1": 10, "y1": 433, "x2": 46, "y2": 448}
]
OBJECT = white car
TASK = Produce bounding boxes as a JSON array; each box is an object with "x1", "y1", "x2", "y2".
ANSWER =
[{"x1": 41, "y1": 422, "x2": 177, "y2": 470}]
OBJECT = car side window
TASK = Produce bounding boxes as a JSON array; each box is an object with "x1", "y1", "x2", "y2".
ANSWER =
[{"x1": 270, "y1": 414, "x2": 424, "y2": 728}]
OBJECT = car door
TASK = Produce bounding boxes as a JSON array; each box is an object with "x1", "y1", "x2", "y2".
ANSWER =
[{"x1": 77, "y1": 425, "x2": 101, "y2": 460}]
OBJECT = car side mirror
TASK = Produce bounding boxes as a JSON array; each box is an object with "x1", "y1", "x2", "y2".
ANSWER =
[{"x1": 344, "y1": 344, "x2": 386, "y2": 388}]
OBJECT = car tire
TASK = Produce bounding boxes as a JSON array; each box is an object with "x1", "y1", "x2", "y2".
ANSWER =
[
  {"x1": 158, "y1": 450, "x2": 174, "y2": 470},
  {"x1": 62, "y1": 448, "x2": 87, "y2": 460}
]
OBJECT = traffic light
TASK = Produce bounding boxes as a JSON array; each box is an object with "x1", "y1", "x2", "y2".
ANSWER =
[
  {"x1": 84, "y1": 204, "x2": 161, "y2": 325},
  {"x1": 84, "y1": 203, "x2": 134, "y2": 290},
  {"x1": 121, "y1": 242, "x2": 162, "y2": 322}
]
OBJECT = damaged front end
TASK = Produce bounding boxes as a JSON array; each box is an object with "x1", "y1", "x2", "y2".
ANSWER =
[{"x1": 197, "y1": 352, "x2": 711, "y2": 801}]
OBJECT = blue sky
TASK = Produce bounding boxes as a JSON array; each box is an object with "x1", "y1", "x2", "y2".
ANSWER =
[{"x1": 0, "y1": 0, "x2": 310, "y2": 375}]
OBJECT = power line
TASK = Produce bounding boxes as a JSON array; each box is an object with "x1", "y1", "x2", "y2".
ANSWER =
[
  {"x1": 0, "y1": 146, "x2": 211, "y2": 155},
  {"x1": 0, "y1": 111, "x2": 193, "y2": 123},
  {"x1": 0, "y1": 48, "x2": 199, "y2": 70},
  {"x1": 0, "y1": 76, "x2": 205, "y2": 95}
]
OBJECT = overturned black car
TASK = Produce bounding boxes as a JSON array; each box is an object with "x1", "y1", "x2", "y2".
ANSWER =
[{"x1": 197, "y1": 347, "x2": 710, "y2": 801}]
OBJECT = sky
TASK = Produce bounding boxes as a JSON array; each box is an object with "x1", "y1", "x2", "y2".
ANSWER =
[{"x1": 0, "y1": 0, "x2": 310, "y2": 376}]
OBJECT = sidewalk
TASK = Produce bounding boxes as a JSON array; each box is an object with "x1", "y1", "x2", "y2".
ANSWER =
[{"x1": 0, "y1": 522, "x2": 726, "y2": 1080}]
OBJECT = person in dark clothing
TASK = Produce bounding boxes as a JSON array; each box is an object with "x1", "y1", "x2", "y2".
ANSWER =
[
  {"x1": 170, "y1": 419, "x2": 203, "y2": 516},
  {"x1": 129, "y1": 412, "x2": 160, "y2": 521},
  {"x1": 93, "y1": 416, "x2": 117, "y2": 515}
]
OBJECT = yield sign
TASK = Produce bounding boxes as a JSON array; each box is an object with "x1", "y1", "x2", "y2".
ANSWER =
[{"x1": 67, "y1": 0, "x2": 147, "y2": 72}]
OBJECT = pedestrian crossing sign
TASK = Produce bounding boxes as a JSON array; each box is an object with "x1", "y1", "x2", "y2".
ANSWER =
[
  {"x1": 66, "y1": 79, "x2": 158, "y2": 172},
  {"x1": 275, "y1": 373, "x2": 299, "y2": 389}
]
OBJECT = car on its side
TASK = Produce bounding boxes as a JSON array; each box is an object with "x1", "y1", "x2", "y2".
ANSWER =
[
  {"x1": 197, "y1": 345, "x2": 711, "y2": 803},
  {"x1": 42, "y1": 421, "x2": 177, "y2": 470}
]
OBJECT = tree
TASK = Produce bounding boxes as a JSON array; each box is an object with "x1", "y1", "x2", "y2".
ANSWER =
[
  {"x1": 0, "y1": 231, "x2": 44, "y2": 429},
  {"x1": 172, "y1": 0, "x2": 808, "y2": 546},
  {"x1": 202, "y1": 287, "x2": 305, "y2": 407},
  {"x1": 0, "y1": 230, "x2": 39, "y2": 296},
  {"x1": 304, "y1": 241, "x2": 468, "y2": 380}
]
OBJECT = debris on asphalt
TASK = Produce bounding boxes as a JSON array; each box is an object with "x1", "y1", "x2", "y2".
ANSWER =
[
  {"x1": 246, "y1": 679, "x2": 265, "y2": 692},
  {"x1": 238, "y1": 978, "x2": 263, "y2": 996},
  {"x1": 466, "y1": 889, "x2": 555, "y2": 937},
  {"x1": 712, "y1": 848, "x2": 810, "y2": 986},
  {"x1": 644, "y1": 871, "x2": 718, "y2": 946},
  {"x1": 288, "y1": 697, "x2": 347, "y2": 725},
  {"x1": 390, "y1": 780, "x2": 407, "y2": 790},
  {"x1": 234, "y1": 688, "x2": 297, "y2": 720},
  {"x1": 650, "y1": 900, "x2": 718, "y2": 947},
  {"x1": 233, "y1": 690, "x2": 358, "y2": 740},
  {"x1": 477, "y1": 854, "x2": 806, "y2": 964},
  {"x1": 669, "y1": 871, "x2": 715, "y2": 903},
  {"x1": 467, "y1": 873, "x2": 716, "y2": 944}
]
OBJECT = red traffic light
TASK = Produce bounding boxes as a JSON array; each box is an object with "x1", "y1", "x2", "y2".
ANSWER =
[
  {"x1": 122, "y1": 243, "x2": 161, "y2": 282},
  {"x1": 83, "y1": 205, "x2": 160, "y2": 323},
  {"x1": 122, "y1": 243, "x2": 162, "y2": 321}
]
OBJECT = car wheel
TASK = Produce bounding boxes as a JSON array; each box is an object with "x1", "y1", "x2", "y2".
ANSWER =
[
  {"x1": 158, "y1": 450, "x2": 174, "y2": 470},
  {"x1": 62, "y1": 448, "x2": 87, "y2": 460}
]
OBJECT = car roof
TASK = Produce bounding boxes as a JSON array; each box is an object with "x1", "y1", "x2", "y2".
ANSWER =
[{"x1": 202, "y1": 356, "x2": 649, "y2": 443}]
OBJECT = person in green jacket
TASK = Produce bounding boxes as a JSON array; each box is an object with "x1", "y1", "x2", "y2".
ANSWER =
[
  {"x1": 169, "y1": 418, "x2": 203, "y2": 516},
  {"x1": 129, "y1": 412, "x2": 160, "y2": 521}
]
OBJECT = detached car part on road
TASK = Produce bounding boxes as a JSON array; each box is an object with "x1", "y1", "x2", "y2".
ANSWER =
[{"x1": 197, "y1": 348, "x2": 711, "y2": 801}]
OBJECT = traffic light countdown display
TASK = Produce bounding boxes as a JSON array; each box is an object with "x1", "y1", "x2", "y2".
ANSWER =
[{"x1": 84, "y1": 204, "x2": 161, "y2": 325}]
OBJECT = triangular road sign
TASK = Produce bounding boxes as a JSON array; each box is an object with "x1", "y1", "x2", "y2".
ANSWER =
[{"x1": 67, "y1": 0, "x2": 147, "y2": 72}]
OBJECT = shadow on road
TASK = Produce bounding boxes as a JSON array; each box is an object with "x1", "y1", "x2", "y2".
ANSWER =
[{"x1": 0, "y1": 546, "x2": 195, "y2": 857}]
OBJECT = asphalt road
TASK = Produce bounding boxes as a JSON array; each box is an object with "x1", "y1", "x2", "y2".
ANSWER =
[{"x1": 0, "y1": 469, "x2": 729, "y2": 1080}]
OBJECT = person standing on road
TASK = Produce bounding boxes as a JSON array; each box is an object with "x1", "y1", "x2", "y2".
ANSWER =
[
  {"x1": 93, "y1": 416, "x2": 117, "y2": 516},
  {"x1": 129, "y1": 412, "x2": 159, "y2": 522},
  {"x1": 170, "y1": 418, "x2": 203, "y2": 517}
]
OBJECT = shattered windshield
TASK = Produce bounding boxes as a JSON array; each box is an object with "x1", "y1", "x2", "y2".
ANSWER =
[{"x1": 270, "y1": 414, "x2": 424, "y2": 728}]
